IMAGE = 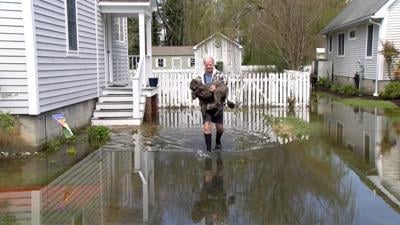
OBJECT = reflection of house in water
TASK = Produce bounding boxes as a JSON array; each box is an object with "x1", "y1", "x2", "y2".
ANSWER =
[
  {"x1": 0, "y1": 141, "x2": 155, "y2": 225},
  {"x1": 318, "y1": 97, "x2": 400, "y2": 205}
]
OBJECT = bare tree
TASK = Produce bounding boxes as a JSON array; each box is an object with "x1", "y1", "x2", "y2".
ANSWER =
[{"x1": 246, "y1": 0, "x2": 345, "y2": 70}]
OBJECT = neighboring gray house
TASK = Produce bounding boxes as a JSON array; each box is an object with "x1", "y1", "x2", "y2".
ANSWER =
[
  {"x1": 321, "y1": 0, "x2": 400, "y2": 96},
  {"x1": 152, "y1": 46, "x2": 195, "y2": 70},
  {"x1": 0, "y1": 0, "x2": 157, "y2": 145},
  {"x1": 194, "y1": 32, "x2": 243, "y2": 75}
]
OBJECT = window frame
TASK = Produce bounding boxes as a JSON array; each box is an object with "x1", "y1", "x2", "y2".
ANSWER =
[
  {"x1": 328, "y1": 35, "x2": 333, "y2": 54},
  {"x1": 348, "y1": 29, "x2": 356, "y2": 40},
  {"x1": 65, "y1": 0, "x2": 79, "y2": 55},
  {"x1": 188, "y1": 58, "x2": 195, "y2": 67},
  {"x1": 114, "y1": 17, "x2": 125, "y2": 43},
  {"x1": 157, "y1": 58, "x2": 166, "y2": 68},
  {"x1": 172, "y1": 57, "x2": 182, "y2": 69},
  {"x1": 337, "y1": 33, "x2": 345, "y2": 57},
  {"x1": 365, "y1": 24, "x2": 374, "y2": 59}
]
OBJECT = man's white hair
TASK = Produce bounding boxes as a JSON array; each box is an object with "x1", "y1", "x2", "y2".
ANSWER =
[{"x1": 203, "y1": 55, "x2": 215, "y2": 64}]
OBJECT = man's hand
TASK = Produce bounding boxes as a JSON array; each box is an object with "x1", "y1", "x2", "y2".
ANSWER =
[{"x1": 209, "y1": 84, "x2": 216, "y2": 92}]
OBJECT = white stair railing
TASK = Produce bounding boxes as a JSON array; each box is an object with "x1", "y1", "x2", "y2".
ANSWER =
[{"x1": 132, "y1": 56, "x2": 145, "y2": 119}]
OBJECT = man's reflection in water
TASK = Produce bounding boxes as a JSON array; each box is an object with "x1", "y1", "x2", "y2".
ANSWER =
[{"x1": 191, "y1": 153, "x2": 235, "y2": 224}]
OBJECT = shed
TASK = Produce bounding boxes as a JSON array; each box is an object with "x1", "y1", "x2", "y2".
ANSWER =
[{"x1": 193, "y1": 33, "x2": 243, "y2": 75}]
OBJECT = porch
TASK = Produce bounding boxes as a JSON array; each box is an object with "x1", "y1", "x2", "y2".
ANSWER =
[{"x1": 92, "y1": 0, "x2": 158, "y2": 126}]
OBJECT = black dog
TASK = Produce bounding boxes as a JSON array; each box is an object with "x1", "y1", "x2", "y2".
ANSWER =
[{"x1": 190, "y1": 79, "x2": 234, "y2": 115}]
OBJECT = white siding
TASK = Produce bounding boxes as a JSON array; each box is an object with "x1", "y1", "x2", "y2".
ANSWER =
[
  {"x1": 384, "y1": 0, "x2": 400, "y2": 80},
  {"x1": 0, "y1": 0, "x2": 29, "y2": 114},
  {"x1": 0, "y1": 191, "x2": 32, "y2": 225},
  {"x1": 194, "y1": 36, "x2": 242, "y2": 75},
  {"x1": 33, "y1": 0, "x2": 105, "y2": 113},
  {"x1": 112, "y1": 17, "x2": 128, "y2": 84},
  {"x1": 326, "y1": 23, "x2": 380, "y2": 80}
]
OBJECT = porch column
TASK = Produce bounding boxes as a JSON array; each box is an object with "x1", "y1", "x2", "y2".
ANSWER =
[
  {"x1": 146, "y1": 17, "x2": 152, "y2": 56},
  {"x1": 139, "y1": 13, "x2": 146, "y2": 57}
]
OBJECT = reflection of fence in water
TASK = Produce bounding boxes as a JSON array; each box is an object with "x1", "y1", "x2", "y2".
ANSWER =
[{"x1": 158, "y1": 108, "x2": 310, "y2": 145}]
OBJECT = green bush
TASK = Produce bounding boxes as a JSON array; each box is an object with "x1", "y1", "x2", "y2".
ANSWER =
[
  {"x1": 330, "y1": 83, "x2": 341, "y2": 92},
  {"x1": 338, "y1": 85, "x2": 359, "y2": 96},
  {"x1": 317, "y1": 77, "x2": 332, "y2": 88},
  {"x1": 0, "y1": 112, "x2": 16, "y2": 132},
  {"x1": 87, "y1": 126, "x2": 110, "y2": 145},
  {"x1": 381, "y1": 81, "x2": 400, "y2": 99},
  {"x1": 330, "y1": 84, "x2": 359, "y2": 96}
]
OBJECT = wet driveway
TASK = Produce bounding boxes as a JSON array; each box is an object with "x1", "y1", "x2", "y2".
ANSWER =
[{"x1": 1, "y1": 96, "x2": 400, "y2": 225}]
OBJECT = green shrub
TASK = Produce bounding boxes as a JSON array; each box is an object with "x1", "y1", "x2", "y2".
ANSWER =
[
  {"x1": 42, "y1": 138, "x2": 62, "y2": 152},
  {"x1": 381, "y1": 81, "x2": 400, "y2": 99},
  {"x1": 87, "y1": 126, "x2": 110, "y2": 146},
  {"x1": 0, "y1": 112, "x2": 16, "y2": 132},
  {"x1": 330, "y1": 83, "x2": 341, "y2": 92},
  {"x1": 66, "y1": 146, "x2": 77, "y2": 156},
  {"x1": 339, "y1": 85, "x2": 359, "y2": 96},
  {"x1": 317, "y1": 77, "x2": 332, "y2": 88}
]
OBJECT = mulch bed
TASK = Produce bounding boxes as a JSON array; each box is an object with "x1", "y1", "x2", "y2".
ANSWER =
[{"x1": 315, "y1": 86, "x2": 400, "y2": 107}]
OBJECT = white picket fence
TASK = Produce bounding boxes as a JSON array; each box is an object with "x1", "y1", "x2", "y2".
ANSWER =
[{"x1": 154, "y1": 70, "x2": 310, "y2": 108}]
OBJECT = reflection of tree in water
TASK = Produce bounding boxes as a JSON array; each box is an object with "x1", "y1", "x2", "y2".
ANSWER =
[{"x1": 227, "y1": 141, "x2": 356, "y2": 225}]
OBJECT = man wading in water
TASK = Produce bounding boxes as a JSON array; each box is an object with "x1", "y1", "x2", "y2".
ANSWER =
[{"x1": 201, "y1": 56, "x2": 227, "y2": 152}]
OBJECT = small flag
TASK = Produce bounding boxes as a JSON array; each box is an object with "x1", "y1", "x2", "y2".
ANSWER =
[{"x1": 52, "y1": 113, "x2": 74, "y2": 138}]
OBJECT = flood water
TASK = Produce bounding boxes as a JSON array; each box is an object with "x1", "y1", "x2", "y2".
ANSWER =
[{"x1": 1, "y1": 95, "x2": 400, "y2": 225}]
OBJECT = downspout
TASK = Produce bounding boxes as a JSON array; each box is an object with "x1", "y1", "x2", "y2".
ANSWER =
[
  {"x1": 369, "y1": 18, "x2": 382, "y2": 97},
  {"x1": 95, "y1": 0, "x2": 99, "y2": 97}
]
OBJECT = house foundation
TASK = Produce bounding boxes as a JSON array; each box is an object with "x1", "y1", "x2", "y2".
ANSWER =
[
  {"x1": 14, "y1": 99, "x2": 96, "y2": 147},
  {"x1": 333, "y1": 75, "x2": 390, "y2": 94}
]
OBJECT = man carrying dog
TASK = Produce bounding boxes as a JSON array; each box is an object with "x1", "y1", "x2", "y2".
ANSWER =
[{"x1": 201, "y1": 56, "x2": 227, "y2": 152}]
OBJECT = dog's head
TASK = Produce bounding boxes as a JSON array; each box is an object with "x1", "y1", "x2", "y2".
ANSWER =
[{"x1": 190, "y1": 79, "x2": 202, "y2": 91}]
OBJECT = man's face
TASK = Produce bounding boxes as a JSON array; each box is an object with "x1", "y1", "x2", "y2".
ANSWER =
[{"x1": 204, "y1": 58, "x2": 214, "y2": 74}]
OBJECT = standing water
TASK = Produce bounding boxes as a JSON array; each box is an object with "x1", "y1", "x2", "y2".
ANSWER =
[{"x1": 0, "y1": 94, "x2": 399, "y2": 225}]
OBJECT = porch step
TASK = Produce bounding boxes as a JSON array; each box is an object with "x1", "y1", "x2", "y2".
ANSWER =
[
  {"x1": 93, "y1": 109, "x2": 134, "y2": 118},
  {"x1": 91, "y1": 117, "x2": 142, "y2": 126},
  {"x1": 96, "y1": 102, "x2": 133, "y2": 110},
  {"x1": 99, "y1": 94, "x2": 132, "y2": 103},
  {"x1": 102, "y1": 87, "x2": 133, "y2": 95}
]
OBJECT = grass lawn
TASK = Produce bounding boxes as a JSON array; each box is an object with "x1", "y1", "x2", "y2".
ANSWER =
[{"x1": 338, "y1": 98, "x2": 399, "y2": 110}]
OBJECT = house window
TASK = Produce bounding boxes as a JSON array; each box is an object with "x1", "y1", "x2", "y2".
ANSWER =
[
  {"x1": 328, "y1": 35, "x2": 333, "y2": 53},
  {"x1": 114, "y1": 18, "x2": 125, "y2": 42},
  {"x1": 349, "y1": 30, "x2": 356, "y2": 40},
  {"x1": 338, "y1": 33, "x2": 345, "y2": 56},
  {"x1": 366, "y1": 24, "x2": 374, "y2": 57},
  {"x1": 189, "y1": 58, "x2": 195, "y2": 67},
  {"x1": 66, "y1": 0, "x2": 77, "y2": 51},
  {"x1": 157, "y1": 58, "x2": 165, "y2": 68}
]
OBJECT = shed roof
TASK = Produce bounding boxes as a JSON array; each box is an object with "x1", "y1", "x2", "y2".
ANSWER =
[
  {"x1": 321, "y1": 0, "x2": 390, "y2": 34},
  {"x1": 193, "y1": 32, "x2": 243, "y2": 50},
  {"x1": 152, "y1": 46, "x2": 194, "y2": 56}
]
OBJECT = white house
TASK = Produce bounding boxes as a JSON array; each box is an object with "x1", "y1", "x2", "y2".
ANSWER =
[
  {"x1": 0, "y1": 0, "x2": 157, "y2": 146},
  {"x1": 321, "y1": 0, "x2": 400, "y2": 96},
  {"x1": 193, "y1": 32, "x2": 243, "y2": 75},
  {"x1": 152, "y1": 46, "x2": 195, "y2": 70}
]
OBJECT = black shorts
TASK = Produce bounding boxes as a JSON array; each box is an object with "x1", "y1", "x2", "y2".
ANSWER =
[{"x1": 202, "y1": 108, "x2": 223, "y2": 124}]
